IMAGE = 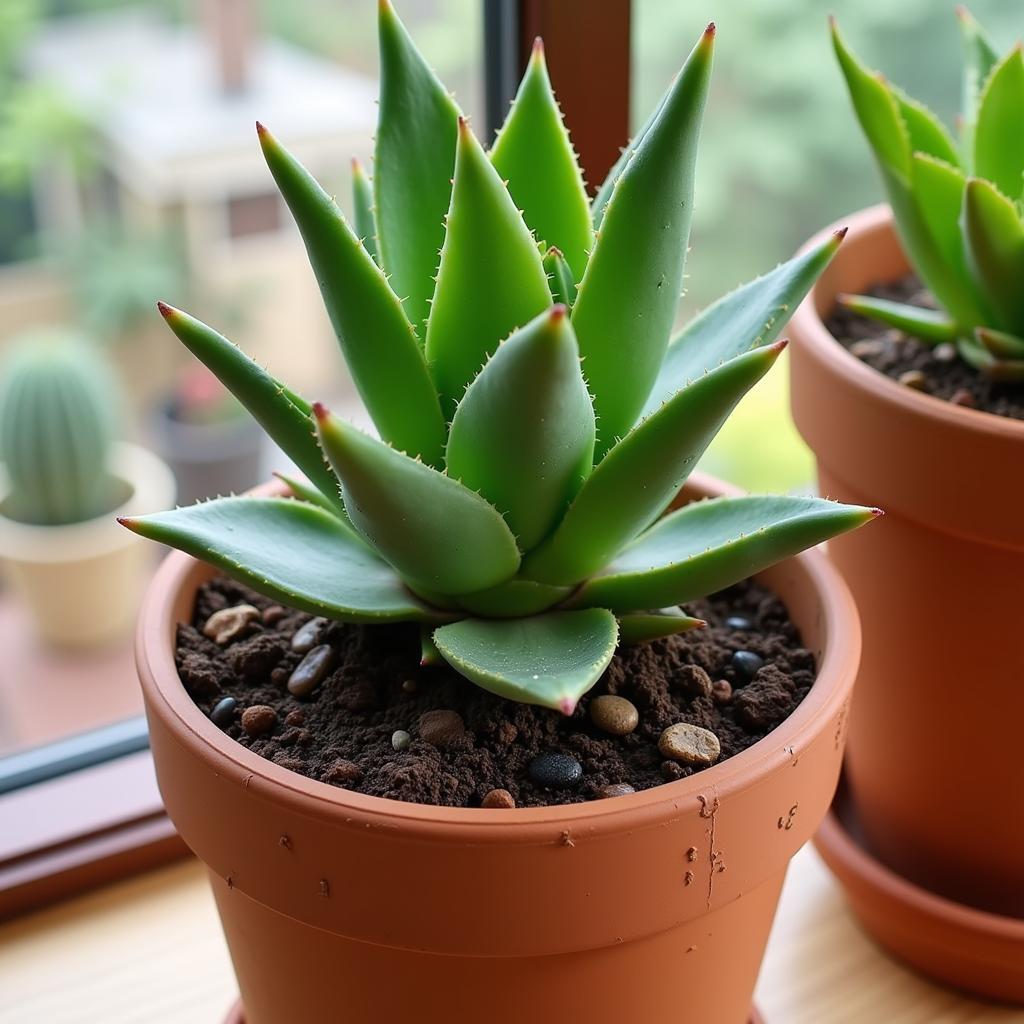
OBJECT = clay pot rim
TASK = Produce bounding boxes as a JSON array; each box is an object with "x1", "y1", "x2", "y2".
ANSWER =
[
  {"x1": 137, "y1": 470, "x2": 859, "y2": 838},
  {"x1": 792, "y1": 203, "x2": 1024, "y2": 443}
]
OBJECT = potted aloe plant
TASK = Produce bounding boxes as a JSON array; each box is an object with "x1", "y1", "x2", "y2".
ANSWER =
[
  {"x1": 787, "y1": 10, "x2": 1024, "y2": 1002},
  {"x1": 0, "y1": 329, "x2": 175, "y2": 647},
  {"x1": 126, "y1": 6, "x2": 878, "y2": 1022}
]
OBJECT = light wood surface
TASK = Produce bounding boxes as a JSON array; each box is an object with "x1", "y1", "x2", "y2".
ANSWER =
[{"x1": 0, "y1": 844, "x2": 1021, "y2": 1023}]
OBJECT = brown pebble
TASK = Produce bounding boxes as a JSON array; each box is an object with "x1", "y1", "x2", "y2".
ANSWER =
[
  {"x1": 679, "y1": 664, "x2": 713, "y2": 699},
  {"x1": 481, "y1": 788, "x2": 516, "y2": 809},
  {"x1": 285, "y1": 708, "x2": 306, "y2": 727},
  {"x1": 418, "y1": 709, "x2": 465, "y2": 748},
  {"x1": 287, "y1": 643, "x2": 333, "y2": 697},
  {"x1": 240, "y1": 704, "x2": 277, "y2": 737},
  {"x1": 596, "y1": 782, "x2": 636, "y2": 799},
  {"x1": 898, "y1": 369, "x2": 927, "y2": 390},
  {"x1": 261, "y1": 604, "x2": 286, "y2": 626},
  {"x1": 203, "y1": 604, "x2": 259, "y2": 645},
  {"x1": 933, "y1": 342, "x2": 957, "y2": 363},
  {"x1": 291, "y1": 616, "x2": 326, "y2": 654},
  {"x1": 401, "y1": 679, "x2": 418, "y2": 694},
  {"x1": 711, "y1": 679, "x2": 733, "y2": 704},
  {"x1": 658, "y1": 723, "x2": 721, "y2": 767},
  {"x1": 271, "y1": 666, "x2": 289, "y2": 686},
  {"x1": 589, "y1": 695, "x2": 639, "y2": 736},
  {"x1": 850, "y1": 339, "x2": 886, "y2": 359},
  {"x1": 950, "y1": 387, "x2": 975, "y2": 408},
  {"x1": 323, "y1": 759, "x2": 362, "y2": 785}
]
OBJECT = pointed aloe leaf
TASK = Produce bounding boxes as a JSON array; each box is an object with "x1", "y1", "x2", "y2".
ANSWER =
[
  {"x1": 350, "y1": 157, "x2": 377, "y2": 263},
  {"x1": 891, "y1": 88, "x2": 961, "y2": 169},
  {"x1": 575, "y1": 496, "x2": 879, "y2": 613},
  {"x1": 374, "y1": 0, "x2": 460, "y2": 330},
  {"x1": 521, "y1": 343, "x2": 785, "y2": 586},
  {"x1": 119, "y1": 497, "x2": 438, "y2": 622},
  {"x1": 643, "y1": 231, "x2": 843, "y2": 416},
  {"x1": 974, "y1": 325, "x2": 1024, "y2": 359},
  {"x1": 957, "y1": 6, "x2": 1000, "y2": 150},
  {"x1": 962, "y1": 177, "x2": 1024, "y2": 332},
  {"x1": 433, "y1": 608, "x2": 618, "y2": 714},
  {"x1": 314, "y1": 406, "x2": 520, "y2": 595},
  {"x1": 543, "y1": 246, "x2": 576, "y2": 309},
  {"x1": 490, "y1": 39, "x2": 594, "y2": 279},
  {"x1": 259, "y1": 126, "x2": 446, "y2": 467},
  {"x1": 420, "y1": 624, "x2": 442, "y2": 666},
  {"x1": 831, "y1": 20, "x2": 910, "y2": 178},
  {"x1": 273, "y1": 471, "x2": 347, "y2": 519},
  {"x1": 836, "y1": 294, "x2": 958, "y2": 344},
  {"x1": 974, "y1": 47, "x2": 1024, "y2": 201},
  {"x1": 425, "y1": 119, "x2": 552, "y2": 417},
  {"x1": 959, "y1": 334, "x2": 1024, "y2": 380},
  {"x1": 573, "y1": 26, "x2": 714, "y2": 459},
  {"x1": 156, "y1": 303, "x2": 344, "y2": 515},
  {"x1": 618, "y1": 608, "x2": 705, "y2": 645},
  {"x1": 592, "y1": 78, "x2": 668, "y2": 229},
  {"x1": 446, "y1": 306, "x2": 595, "y2": 552}
]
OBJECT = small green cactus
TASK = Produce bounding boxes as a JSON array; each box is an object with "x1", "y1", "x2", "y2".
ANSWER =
[
  {"x1": 833, "y1": 11, "x2": 1024, "y2": 380},
  {"x1": 121, "y1": 4, "x2": 878, "y2": 713},
  {"x1": 0, "y1": 330, "x2": 122, "y2": 526}
]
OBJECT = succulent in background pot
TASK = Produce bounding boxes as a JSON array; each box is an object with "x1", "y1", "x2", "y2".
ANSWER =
[
  {"x1": 0, "y1": 329, "x2": 175, "y2": 647},
  {"x1": 787, "y1": 12, "x2": 1024, "y2": 1002},
  {"x1": 127, "y1": 5, "x2": 877, "y2": 1020},
  {"x1": 150, "y1": 365, "x2": 263, "y2": 505}
]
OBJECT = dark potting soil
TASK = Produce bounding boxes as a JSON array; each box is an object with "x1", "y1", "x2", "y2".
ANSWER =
[
  {"x1": 827, "y1": 273, "x2": 1024, "y2": 420},
  {"x1": 176, "y1": 577, "x2": 816, "y2": 808}
]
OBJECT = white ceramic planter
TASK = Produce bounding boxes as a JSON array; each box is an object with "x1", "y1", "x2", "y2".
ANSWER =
[{"x1": 0, "y1": 442, "x2": 176, "y2": 648}]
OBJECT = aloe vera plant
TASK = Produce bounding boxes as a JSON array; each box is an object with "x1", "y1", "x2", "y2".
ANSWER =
[
  {"x1": 120, "y1": 4, "x2": 878, "y2": 714},
  {"x1": 833, "y1": 11, "x2": 1024, "y2": 381}
]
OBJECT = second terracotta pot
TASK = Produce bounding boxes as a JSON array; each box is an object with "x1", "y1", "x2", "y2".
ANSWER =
[
  {"x1": 136, "y1": 474, "x2": 860, "y2": 1024},
  {"x1": 789, "y1": 206, "x2": 1024, "y2": 921}
]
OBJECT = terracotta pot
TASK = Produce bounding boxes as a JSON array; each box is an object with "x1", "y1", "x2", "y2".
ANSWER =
[
  {"x1": 788, "y1": 206, "x2": 1024, "y2": 993},
  {"x1": 0, "y1": 442, "x2": 176, "y2": 648},
  {"x1": 136, "y1": 473, "x2": 860, "y2": 1024}
]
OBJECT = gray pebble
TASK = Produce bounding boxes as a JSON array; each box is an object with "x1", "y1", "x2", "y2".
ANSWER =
[
  {"x1": 391, "y1": 729, "x2": 411, "y2": 751},
  {"x1": 287, "y1": 644, "x2": 333, "y2": 697},
  {"x1": 291, "y1": 616, "x2": 326, "y2": 654},
  {"x1": 210, "y1": 696, "x2": 237, "y2": 727},
  {"x1": 528, "y1": 752, "x2": 582, "y2": 789}
]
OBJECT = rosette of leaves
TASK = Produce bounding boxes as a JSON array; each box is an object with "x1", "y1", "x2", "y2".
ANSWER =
[
  {"x1": 833, "y1": 11, "x2": 1024, "y2": 380},
  {"x1": 121, "y1": 3, "x2": 877, "y2": 714}
]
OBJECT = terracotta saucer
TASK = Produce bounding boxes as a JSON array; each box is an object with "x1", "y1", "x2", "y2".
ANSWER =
[
  {"x1": 815, "y1": 780, "x2": 1024, "y2": 1004},
  {"x1": 224, "y1": 1000, "x2": 766, "y2": 1022}
]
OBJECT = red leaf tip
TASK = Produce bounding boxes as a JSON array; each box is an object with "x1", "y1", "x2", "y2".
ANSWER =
[
  {"x1": 255, "y1": 120, "x2": 268, "y2": 137},
  {"x1": 704, "y1": 22, "x2": 716, "y2": 37},
  {"x1": 311, "y1": 402, "x2": 330, "y2": 422},
  {"x1": 549, "y1": 304, "x2": 568, "y2": 323},
  {"x1": 558, "y1": 697, "x2": 576, "y2": 716},
  {"x1": 156, "y1": 300, "x2": 174, "y2": 318},
  {"x1": 532, "y1": 36, "x2": 544, "y2": 57},
  {"x1": 869, "y1": 507, "x2": 885, "y2": 518},
  {"x1": 770, "y1": 338, "x2": 790, "y2": 353},
  {"x1": 833, "y1": 226, "x2": 849, "y2": 242}
]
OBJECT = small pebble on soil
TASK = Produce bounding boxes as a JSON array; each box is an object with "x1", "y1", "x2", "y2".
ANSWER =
[
  {"x1": 291, "y1": 617, "x2": 326, "y2": 654},
  {"x1": 240, "y1": 704, "x2": 276, "y2": 737},
  {"x1": 528, "y1": 753, "x2": 583, "y2": 790},
  {"x1": 203, "y1": 605, "x2": 259, "y2": 645},
  {"x1": 287, "y1": 644, "x2": 333, "y2": 697},
  {"x1": 481, "y1": 788, "x2": 516, "y2": 809},
  {"x1": 658, "y1": 723, "x2": 721, "y2": 767},
  {"x1": 731, "y1": 650, "x2": 764, "y2": 682},
  {"x1": 391, "y1": 730, "x2": 411, "y2": 752},
  {"x1": 589, "y1": 695, "x2": 639, "y2": 736}
]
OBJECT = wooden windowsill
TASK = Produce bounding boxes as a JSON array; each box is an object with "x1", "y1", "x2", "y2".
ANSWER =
[{"x1": 1, "y1": 844, "x2": 1020, "y2": 1022}]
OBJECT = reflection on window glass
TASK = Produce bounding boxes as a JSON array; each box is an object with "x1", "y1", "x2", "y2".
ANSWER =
[
  {"x1": 0, "y1": 0, "x2": 482, "y2": 766},
  {"x1": 633, "y1": 0, "x2": 1016, "y2": 491}
]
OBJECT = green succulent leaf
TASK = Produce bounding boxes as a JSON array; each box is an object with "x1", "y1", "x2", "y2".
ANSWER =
[
  {"x1": 521, "y1": 343, "x2": 785, "y2": 586},
  {"x1": 433, "y1": 608, "x2": 619, "y2": 714},
  {"x1": 315, "y1": 407, "x2": 521, "y2": 595},
  {"x1": 891, "y1": 88, "x2": 961, "y2": 169},
  {"x1": 374, "y1": 0, "x2": 460, "y2": 330},
  {"x1": 959, "y1": 334, "x2": 1024, "y2": 380},
  {"x1": 272, "y1": 471, "x2": 347, "y2": 519},
  {"x1": 643, "y1": 231, "x2": 843, "y2": 416},
  {"x1": 957, "y1": 6, "x2": 1000, "y2": 151},
  {"x1": 974, "y1": 325, "x2": 1024, "y2": 359},
  {"x1": 974, "y1": 47, "x2": 1024, "y2": 201},
  {"x1": 456, "y1": 578, "x2": 572, "y2": 618},
  {"x1": 120, "y1": 497, "x2": 438, "y2": 622},
  {"x1": 617, "y1": 608, "x2": 705, "y2": 645},
  {"x1": 425, "y1": 119, "x2": 552, "y2": 418},
  {"x1": 574, "y1": 26, "x2": 714, "y2": 459},
  {"x1": 961, "y1": 177, "x2": 1024, "y2": 332},
  {"x1": 575, "y1": 495, "x2": 879, "y2": 613},
  {"x1": 542, "y1": 246, "x2": 576, "y2": 309},
  {"x1": 420, "y1": 624, "x2": 442, "y2": 666},
  {"x1": 836, "y1": 294, "x2": 958, "y2": 344},
  {"x1": 259, "y1": 126, "x2": 446, "y2": 467},
  {"x1": 156, "y1": 303, "x2": 345, "y2": 515},
  {"x1": 350, "y1": 157, "x2": 378, "y2": 263},
  {"x1": 446, "y1": 306, "x2": 594, "y2": 552},
  {"x1": 591, "y1": 80, "x2": 668, "y2": 229},
  {"x1": 490, "y1": 40, "x2": 594, "y2": 280}
]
